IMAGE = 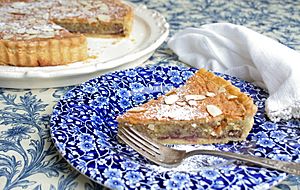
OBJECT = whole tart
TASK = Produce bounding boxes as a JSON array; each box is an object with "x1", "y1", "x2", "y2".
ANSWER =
[
  {"x1": 0, "y1": 0, "x2": 133, "y2": 67},
  {"x1": 117, "y1": 68, "x2": 258, "y2": 145}
]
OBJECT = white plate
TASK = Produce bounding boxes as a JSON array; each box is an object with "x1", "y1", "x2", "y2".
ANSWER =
[{"x1": 0, "y1": 4, "x2": 169, "y2": 89}]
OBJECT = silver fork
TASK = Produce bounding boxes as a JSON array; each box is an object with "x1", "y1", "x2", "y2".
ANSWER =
[{"x1": 118, "y1": 127, "x2": 300, "y2": 175}]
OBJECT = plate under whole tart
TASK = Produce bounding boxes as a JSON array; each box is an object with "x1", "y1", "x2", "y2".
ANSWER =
[{"x1": 0, "y1": 4, "x2": 169, "y2": 88}]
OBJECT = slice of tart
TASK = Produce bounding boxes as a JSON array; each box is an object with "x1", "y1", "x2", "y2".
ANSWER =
[{"x1": 117, "y1": 68, "x2": 257, "y2": 145}]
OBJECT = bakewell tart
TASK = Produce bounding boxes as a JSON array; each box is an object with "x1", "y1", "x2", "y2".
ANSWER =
[
  {"x1": 0, "y1": 0, "x2": 133, "y2": 66},
  {"x1": 117, "y1": 69, "x2": 257, "y2": 145}
]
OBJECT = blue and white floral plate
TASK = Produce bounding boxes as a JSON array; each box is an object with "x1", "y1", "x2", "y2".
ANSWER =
[{"x1": 50, "y1": 66, "x2": 299, "y2": 189}]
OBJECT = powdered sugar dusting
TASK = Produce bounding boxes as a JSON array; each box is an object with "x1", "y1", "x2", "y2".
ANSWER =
[
  {"x1": 146, "y1": 145, "x2": 232, "y2": 172},
  {"x1": 149, "y1": 104, "x2": 208, "y2": 120}
]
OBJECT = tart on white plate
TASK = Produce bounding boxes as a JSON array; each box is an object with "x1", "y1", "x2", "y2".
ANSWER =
[{"x1": 0, "y1": 0, "x2": 133, "y2": 66}]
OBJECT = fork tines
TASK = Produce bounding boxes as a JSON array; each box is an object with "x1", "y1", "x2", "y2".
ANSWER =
[{"x1": 118, "y1": 127, "x2": 161, "y2": 162}]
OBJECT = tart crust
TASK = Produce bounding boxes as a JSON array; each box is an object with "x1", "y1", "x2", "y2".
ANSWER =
[
  {"x1": 0, "y1": 35, "x2": 87, "y2": 66},
  {"x1": 117, "y1": 68, "x2": 257, "y2": 145}
]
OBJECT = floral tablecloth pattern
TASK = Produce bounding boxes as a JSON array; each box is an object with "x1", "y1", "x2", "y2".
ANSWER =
[{"x1": 0, "y1": 0, "x2": 300, "y2": 189}]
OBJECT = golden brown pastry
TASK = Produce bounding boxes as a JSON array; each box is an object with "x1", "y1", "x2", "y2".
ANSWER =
[{"x1": 117, "y1": 68, "x2": 257, "y2": 144}]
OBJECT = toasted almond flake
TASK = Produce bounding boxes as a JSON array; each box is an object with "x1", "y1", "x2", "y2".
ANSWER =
[
  {"x1": 37, "y1": 34, "x2": 55, "y2": 39},
  {"x1": 164, "y1": 94, "x2": 179, "y2": 105},
  {"x1": 206, "y1": 92, "x2": 216, "y2": 97},
  {"x1": 41, "y1": 27, "x2": 54, "y2": 32},
  {"x1": 80, "y1": 1, "x2": 89, "y2": 6},
  {"x1": 99, "y1": 4, "x2": 109, "y2": 13},
  {"x1": 188, "y1": 100, "x2": 198, "y2": 106},
  {"x1": 23, "y1": 35, "x2": 38, "y2": 40},
  {"x1": 218, "y1": 87, "x2": 226, "y2": 93},
  {"x1": 26, "y1": 29, "x2": 39, "y2": 35},
  {"x1": 11, "y1": 2, "x2": 26, "y2": 9},
  {"x1": 128, "y1": 107, "x2": 146, "y2": 113},
  {"x1": 16, "y1": 36, "x2": 24, "y2": 40},
  {"x1": 206, "y1": 105, "x2": 223, "y2": 117},
  {"x1": 148, "y1": 124, "x2": 155, "y2": 131},
  {"x1": 191, "y1": 123, "x2": 197, "y2": 128},
  {"x1": 228, "y1": 95, "x2": 238, "y2": 100},
  {"x1": 17, "y1": 28, "x2": 26, "y2": 34},
  {"x1": 97, "y1": 14, "x2": 110, "y2": 22},
  {"x1": 185, "y1": 94, "x2": 206, "y2": 101},
  {"x1": 176, "y1": 101, "x2": 187, "y2": 106},
  {"x1": 52, "y1": 24, "x2": 63, "y2": 30},
  {"x1": 211, "y1": 131, "x2": 217, "y2": 137}
]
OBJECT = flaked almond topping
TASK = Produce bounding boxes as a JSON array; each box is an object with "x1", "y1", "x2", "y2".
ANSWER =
[
  {"x1": 17, "y1": 28, "x2": 26, "y2": 34},
  {"x1": 187, "y1": 100, "x2": 198, "y2": 106},
  {"x1": 15, "y1": 36, "x2": 23, "y2": 40},
  {"x1": 211, "y1": 131, "x2": 218, "y2": 137},
  {"x1": 23, "y1": 35, "x2": 38, "y2": 40},
  {"x1": 218, "y1": 87, "x2": 226, "y2": 93},
  {"x1": 206, "y1": 105, "x2": 223, "y2": 117},
  {"x1": 97, "y1": 14, "x2": 110, "y2": 22},
  {"x1": 26, "y1": 29, "x2": 39, "y2": 35},
  {"x1": 176, "y1": 101, "x2": 187, "y2": 106},
  {"x1": 185, "y1": 94, "x2": 206, "y2": 101},
  {"x1": 41, "y1": 27, "x2": 54, "y2": 32},
  {"x1": 37, "y1": 35, "x2": 54, "y2": 39},
  {"x1": 164, "y1": 94, "x2": 179, "y2": 105},
  {"x1": 148, "y1": 124, "x2": 155, "y2": 131},
  {"x1": 80, "y1": 1, "x2": 89, "y2": 6},
  {"x1": 128, "y1": 107, "x2": 146, "y2": 113},
  {"x1": 99, "y1": 4, "x2": 109, "y2": 13},
  {"x1": 206, "y1": 92, "x2": 216, "y2": 97},
  {"x1": 11, "y1": 2, "x2": 26, "y2": 9},
  {"x1": 51, "y1": 24, "x2": 64, "y2": 30},
  {"x1": 228, "y1": 95, "x2": 238, "y2": 100},
  {"x1": 37, "y1": 32, "x2": 55, "y2": 39},
  {"x1": 191, "y1": 123, "x2": 197, "y2": 128}
]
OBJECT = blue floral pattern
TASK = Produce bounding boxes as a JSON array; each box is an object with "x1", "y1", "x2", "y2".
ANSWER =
[
  {"x1": 0, "y1": 88, "x2": 106, "y2": 190},
  {"x1": 50, "y1": 65, "x2": 299, "y2": 189},
  {"x1": 1, "y1": 0, "x2": 300, "y2": 189}
]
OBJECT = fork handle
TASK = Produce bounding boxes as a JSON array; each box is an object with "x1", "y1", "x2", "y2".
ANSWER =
[{"x1": 186, "y1": 149, "x2": 300, "y2": 175}]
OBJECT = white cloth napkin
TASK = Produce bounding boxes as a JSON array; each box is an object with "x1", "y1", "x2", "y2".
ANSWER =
[{"x1": 168, "y1": 23, "x2": 300, "y2": 122}]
